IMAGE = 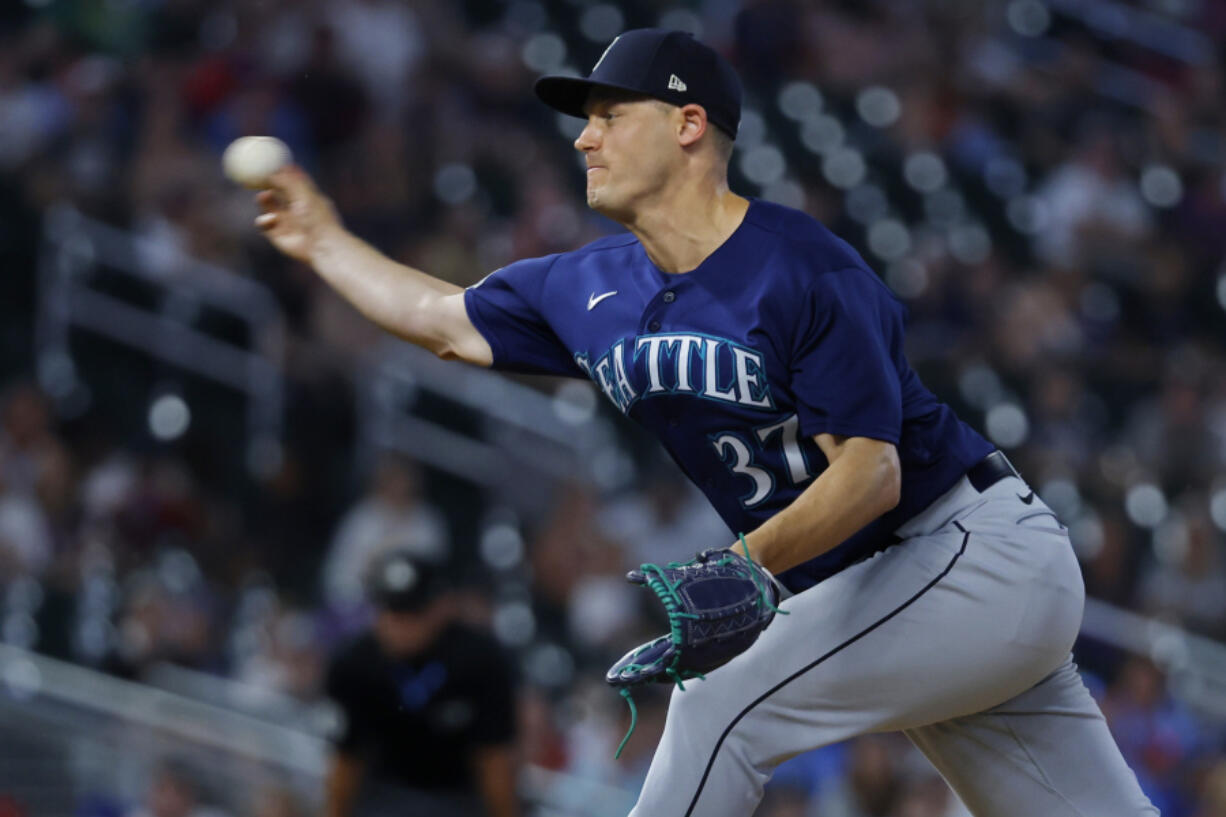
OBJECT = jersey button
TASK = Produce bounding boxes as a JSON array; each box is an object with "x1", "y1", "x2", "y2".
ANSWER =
[
  {"x1": 662, "y1": 290, "x2": 676, "y2": 303},
  {"x1": 648, "y1": 320, "x2": 661, "y2": 332}
]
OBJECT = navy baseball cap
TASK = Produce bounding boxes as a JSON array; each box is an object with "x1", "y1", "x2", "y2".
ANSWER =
[{"x1": 535, "y1": 28, "x2": 742, "y2": 139}]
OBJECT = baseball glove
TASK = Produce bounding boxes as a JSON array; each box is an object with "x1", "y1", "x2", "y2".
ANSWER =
[{"x1": 605, "y1": 536, "x2": 786, "y2": 757}]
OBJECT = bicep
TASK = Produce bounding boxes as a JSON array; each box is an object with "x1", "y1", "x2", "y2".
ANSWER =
[{"x1": 428, "y1": 290, "x2": 494, "y2": 367}]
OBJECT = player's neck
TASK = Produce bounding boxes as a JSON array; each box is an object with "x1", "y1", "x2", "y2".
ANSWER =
[{"x1": 628, "y1": 187, "x2": 750, "y2": 274}]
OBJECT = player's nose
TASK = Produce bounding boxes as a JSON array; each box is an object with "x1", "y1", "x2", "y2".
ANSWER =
[{"x1": 574, "y1": 119, "x2": 601, "y2": 152}]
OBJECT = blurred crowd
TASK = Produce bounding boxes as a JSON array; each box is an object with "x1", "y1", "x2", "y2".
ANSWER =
[{"x1": 2, "y1": 0, "x2": 1226, "y2": 815}]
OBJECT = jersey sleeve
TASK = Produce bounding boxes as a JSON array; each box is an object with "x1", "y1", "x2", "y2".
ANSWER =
[
  {"x1": 464, "y1": 255, "x2": 585, "y2": 377},
  {"x1": 790, "y1": 267, "x2": 904, "y2": 444}
]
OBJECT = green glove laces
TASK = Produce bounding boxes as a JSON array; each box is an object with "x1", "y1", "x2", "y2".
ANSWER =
[{"x1": 612, "y1": 534, "x2": 787, "y2": 759}]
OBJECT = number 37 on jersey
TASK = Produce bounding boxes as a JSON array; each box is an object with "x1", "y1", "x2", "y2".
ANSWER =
[{"x1": 575, "y1": 332, "x2": 816, "y2": 509}]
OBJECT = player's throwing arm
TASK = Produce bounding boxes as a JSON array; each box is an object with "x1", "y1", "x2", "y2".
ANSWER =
[{"x1": 225, "y1": 139, "x2": 492, "y2": 366}]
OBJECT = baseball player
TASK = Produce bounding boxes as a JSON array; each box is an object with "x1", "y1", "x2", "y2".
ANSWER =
[{"x1": 253, "y1": 28, "x2": 1157, "y2": 817}]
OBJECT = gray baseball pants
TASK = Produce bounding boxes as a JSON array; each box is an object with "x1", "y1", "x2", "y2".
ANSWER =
[{"x1": 628, "y1": 473, "x2": 1158, "y2": 816}]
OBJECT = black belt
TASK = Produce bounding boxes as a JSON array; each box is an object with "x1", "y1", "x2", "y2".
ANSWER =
[
  {"x1": 966, "y1": 450, "x2": 1020, "y2": 493},
  {"x1": 880, "y1": 450, "x2": 1021, "y2": 551}
]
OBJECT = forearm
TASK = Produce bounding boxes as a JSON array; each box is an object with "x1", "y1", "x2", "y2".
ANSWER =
[
  {"x1": 324, "y1": 752, "x2": 365, "y2": 817},
  {"x1": 472, "y1": 745, "x2": 519, "y2": 817},
  {"x1": 308, "y1": 225, "x2": 466, "y2": 355},
  {"x1": 743, "y1": 442, "x2": 900, "y2": 575},
  {"x1": 255, "y1": 167, "x2": 491, "y2": 363}
]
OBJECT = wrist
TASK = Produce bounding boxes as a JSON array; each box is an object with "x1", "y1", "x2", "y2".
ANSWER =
[
  {"x1": 733, "y1": 535, "x2": 788, "y2": 604},
  {"x1": 735, "y1": 532, "x2": 769, "y2": 569},
  {"x1": 307, "y1": 220, "x2": 351, "y2": 268}
]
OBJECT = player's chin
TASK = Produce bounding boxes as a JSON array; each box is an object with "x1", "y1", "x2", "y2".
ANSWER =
[
  {"x1": 586, "y1": 186, "x2": 626, "y2": 218},
  {"x1": 586, "y1": 188, "x2": 610, "y2": 213}
]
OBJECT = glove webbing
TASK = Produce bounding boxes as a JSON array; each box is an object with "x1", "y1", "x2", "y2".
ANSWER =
[{"x1": 613, "y1": 535, "x2": 787, "y2": 759}]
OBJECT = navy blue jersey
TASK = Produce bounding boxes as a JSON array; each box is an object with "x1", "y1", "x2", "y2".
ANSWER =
[{"x1": 465, "y1": 199, "x2": 993, "y2": 592}]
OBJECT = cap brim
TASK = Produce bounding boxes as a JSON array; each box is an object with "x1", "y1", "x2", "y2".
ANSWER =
[{"x1": 534, "y1": 75, "x2": 657, "y2": 119}]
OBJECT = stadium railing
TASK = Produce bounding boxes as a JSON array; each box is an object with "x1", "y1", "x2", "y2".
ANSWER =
[
  {"x1": 1, "y1": 596, "x2": 1222, "y2": 816},
  {"x1": 36, "y1": 204, "x2": 287, "y2": 478}
]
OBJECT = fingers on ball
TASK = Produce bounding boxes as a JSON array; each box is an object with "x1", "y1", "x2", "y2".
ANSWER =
[
  {"x1": 268, "y1": 165, "x2": 305, "y2": 194},
  {"x1": 255, "y1": 190, "x2": 284, "y2": 212}
]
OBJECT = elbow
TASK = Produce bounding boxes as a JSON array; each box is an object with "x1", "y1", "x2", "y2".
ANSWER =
[
  {"x1": 433, "y1": 342, "x2": 461, "y2": 361},
  {"x1": 389, "y1": 326, "x2": 453, "y2": 360},
  {"x1": 878, "y1": 446, "x2": 902, "y2": 513},
  {"x1": 432, "y1": 335, "x2": 493, "y2": 367}
]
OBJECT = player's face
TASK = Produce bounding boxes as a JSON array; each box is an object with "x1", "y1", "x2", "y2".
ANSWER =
[
  {"x1": 575, "y1": 92, "x2": 680, "y2": 218},
  {"x1": 374, "y1": 606, "x2": 439, "y2": 657}
]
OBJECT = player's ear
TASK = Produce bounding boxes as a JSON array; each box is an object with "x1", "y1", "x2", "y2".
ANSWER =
[{"x1": 677, "y1": 104, "x2": 708, "y2": 149}]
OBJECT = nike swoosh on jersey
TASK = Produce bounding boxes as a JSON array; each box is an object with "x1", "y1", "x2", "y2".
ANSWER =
[
  {"x1": 587, "y1": 290, "x2": 618, "y2": 310},
  {"x1": 1018, "y1": 491, "x2": 1035, "y2": 504}
]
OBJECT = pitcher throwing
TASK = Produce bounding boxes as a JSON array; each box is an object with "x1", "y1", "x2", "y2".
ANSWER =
[{"x1": 252, "y1": 28, "x2": 1156, "y2": 817}]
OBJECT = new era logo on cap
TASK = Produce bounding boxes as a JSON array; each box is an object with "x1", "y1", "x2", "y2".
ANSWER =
[{"x1": 668, "y1": 74, "x2": 687, "y2": 92}]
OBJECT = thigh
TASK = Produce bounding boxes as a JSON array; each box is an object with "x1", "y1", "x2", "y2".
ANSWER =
[
  {"x1": 630, "y1": 529, "x2": 985, "y2": 817},
  {"x1": 906, "y1": 657, "x2": 1158, "y2": 817},
  {"x1": 675, "y1": 518, "x2": 1078, "y2": 764}
]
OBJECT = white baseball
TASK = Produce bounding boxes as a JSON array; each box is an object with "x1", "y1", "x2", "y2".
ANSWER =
[{"x1": 222, "y1": 136, "x2": 292, "y2": 188}]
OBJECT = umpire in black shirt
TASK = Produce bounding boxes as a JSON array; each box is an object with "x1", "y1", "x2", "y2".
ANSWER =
[{"x1": 324, "y1": 549, "x2": 519, "y2": 817}]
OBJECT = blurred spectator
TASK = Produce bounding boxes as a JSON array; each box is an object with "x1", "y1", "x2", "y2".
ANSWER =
[
  {"x1": 0, "y1": 796, "x2": 26, "y2": 817},
  {"x1": 818, "y1": 735, "x2": 903, "y2": 817},
  {"x1": 79, "y1": 442, "x2": 139, "y2": 525},
  {"x1": 599, "y1": 466, "x2": 732, "y2": 567},
  {"x1": 112, "y1": 458, "x2": 207, "y2": 560},
  {"x1": 1033, "y1": 124, "x2": 1150, "y2": 267},
  {"x1": 0, "y1": 382, "x2": 63, "y2": 498},
  {"x1": 105, "y1": 553, "x2": 219, "y2": 679},
  {"x1": 753, "y1": 784, "x2": 809, "y2": 817},
  {"x1": 323, "y1": 549, "x2": 518, "y2": 817},
  {"x1": 0, "y1": 474, "x2": 52, "y2": 579},
  {"x1": 526, "y1": 484, "x2": 607, "y2": 651},
  {"x1": 233, "y1": 602, "x2": 324, "y2": 701},
  {"x1": 531, "y1": 681, "x2": 657, "y2": 817},
  {"x1": 517, "y1": 685, "x2": 569, "y2": 773},
  {"x1": 280, "y1": 25, "x2": 368, "y2": 155},
  {"x1": 248, "y1": 785, "x2": 307, "y2": 817},
  {"x1": 323, "y1": 0, "x2": 423, "y2": 115},
  {"x1": 320, "y1": 454, "x2": 447, "y2": 609},
  {"x1": 1101, "y1": 657, "x2": 1203, "y2": 815},
  {"x1": 1140, "y1": 503, "x2": 1226, "y2": 640},
  {"x1": 1078, "y1": 509, "x2": 1144, "y2": 609},
  {"x1": 1197, "y1": 760, "x2": 1226, "y2": 817},
  {"x1": 124, "y1": 759, "x2": 230, "y2": 817}
]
